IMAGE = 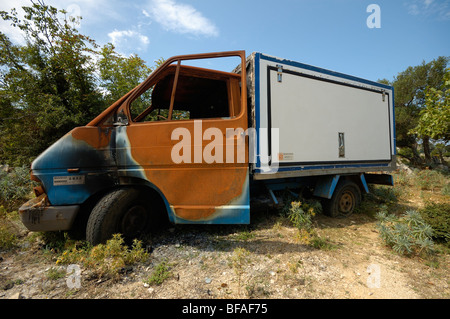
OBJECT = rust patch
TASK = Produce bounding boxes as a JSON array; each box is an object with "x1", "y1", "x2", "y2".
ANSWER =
[{"x1": 126, "y1": 117, "x2": 248, "y2": 221}]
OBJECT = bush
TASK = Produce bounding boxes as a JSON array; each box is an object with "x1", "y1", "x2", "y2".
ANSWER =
[
  {"x1": 366, "y1": 185, "x2": 399, "y2": 204},
  {"x1": 0, "y1": 166, "x2": 36, "y2": 211},
  {"x1": 0, "y1": 223, "x2": 17, "y2": 250},
  {"x1": 442, "y1": 182, "x2": 450, "y2": 196},
  {"x1": 56, "y1": 234, "x2": 149, "y2": 280},
  {"x1": 419, "y1": 202, "x2": 450, "y2": 245},
  {"x1": 0, "y1": 206, "x2": 18, "y2": 250},
  {"x1": 281, "y1": 193, "x2": 322, "y2": 231},
  {"x1": 376, "y1": 208, "x2": 435, "y2": 256},
  {"x1": 144, "y1": 261, "x2": 173, "y2": 286},
  {"x1": 414, "y1": 169, "x2": 446, "y2": 191}
]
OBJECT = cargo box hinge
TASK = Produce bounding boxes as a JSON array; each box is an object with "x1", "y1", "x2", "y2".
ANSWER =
[{"x1": 276, "y1": 64, "x2": 283, "y2": 82}]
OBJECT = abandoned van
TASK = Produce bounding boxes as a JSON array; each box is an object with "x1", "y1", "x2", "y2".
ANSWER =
[{"x1": 19, "y1": 51, "x2": 396, "y2": 244}]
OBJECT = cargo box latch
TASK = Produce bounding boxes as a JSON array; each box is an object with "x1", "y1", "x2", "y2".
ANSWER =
[{"x1": 276, "y1": 64, "x2": 283, "y2": 82}]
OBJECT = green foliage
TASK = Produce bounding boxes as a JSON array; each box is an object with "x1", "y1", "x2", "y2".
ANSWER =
[
  {"x1": 419, "y1": 202, "x2": 450, "y2": 245},
  {"x1": 0, "y1": 223, "x2": 17, "y2": 250},
  {"x1": 376, "y1": 208, "x2": 435, "y2": 256},
  {"x1": 411, "y1": 68, "x2": 450, "y2": 143},
  {"x1": 386, "y1": 56, "x2": 449, "y2": 167},
  {"x1": 0, "y1": 206, "x2": 18, "y2": 250},
  {"x1": 0, "y1": 1, "x2": 159, "y2": 166},
  {"x1": 144, "y1": 261, "x2": 173, "y2": 286},
  {"x1": 414, "y1": 169, "x2": 447, "y2": 191},
  {"x1": 282, "y1": 196, "x2": 322, "y2": 231},
  {"x1": 366, "y1": 185, "x2": 399, "y2": 204},
  {"x1": 56, "y1": 234, "x2": 149, "y2": 280},
  {"x1": 46, "y1": 267, "x2": 66, "y2": 280},
  {"x1": 98, "y1": 43, "x2": 154, "y2": 114},
  {"x1": 229, "y1": 247, "x2": 250, "y2": 295},
  {"x1": 0, "y1": 166, "x2": 37, "y2": 210},
  {"x1": 0, "y1": 1, "x2": 104, "y2": 165}
]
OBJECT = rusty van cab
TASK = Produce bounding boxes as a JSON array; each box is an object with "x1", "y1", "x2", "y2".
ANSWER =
[
  {"x1": 19, "y1": 50, "x2": 396, "y2": 245},
  {"x1": 19, "y1": 51, "x2": 250, "y2": 244}
]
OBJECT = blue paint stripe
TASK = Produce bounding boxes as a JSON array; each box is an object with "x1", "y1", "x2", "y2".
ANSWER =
[
  {"x1": 255, "y1": 163, "x2": 390, "y2": 174},
  {"x1": 392, "y1": 86, "x2": 397, "y2": 154},
  {"x1": 258, "y1": 53, "x2": 393, "y2": 91},
  {"x1": 254, "y1": 52, "x2": 261, "y2": 169}
]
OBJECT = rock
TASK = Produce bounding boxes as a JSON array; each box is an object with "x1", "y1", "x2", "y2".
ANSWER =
[
  {"x1": 9, "y1": 292, "x2": 23, "y2": 299},
  {"x1": 205, "y1": 277, "x2": 212, "y2": 284}
]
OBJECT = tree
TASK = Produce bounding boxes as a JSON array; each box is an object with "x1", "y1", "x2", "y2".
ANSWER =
[
  {"x1": 0, "y1": 1, "x2": 159, "y2": 166},
  {"x1": 98, "y1": 43, "x2": 153, "y2": 107},
  {"x1": 0, "y1": 0, "x2": 103, "y2": 165},
  {"x1": 411, "y1": 68, "x2": 450, "y2": 144},
  {"x1": 387, "y1": 56, "x2": 449, "y2": 167}
]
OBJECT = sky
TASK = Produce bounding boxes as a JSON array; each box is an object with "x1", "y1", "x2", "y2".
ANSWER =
[{"x1": 1, "y1": 0, "x2": 449, "y2": 83}]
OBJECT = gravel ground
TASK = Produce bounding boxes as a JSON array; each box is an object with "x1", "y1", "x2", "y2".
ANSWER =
[{"x1": 1, "y1": 204, "x2": 449, "y2": 300}]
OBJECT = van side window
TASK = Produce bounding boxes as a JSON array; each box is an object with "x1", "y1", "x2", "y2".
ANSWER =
[{"x1": 130, "y1": 68, "x2": 230, "y2": 122}]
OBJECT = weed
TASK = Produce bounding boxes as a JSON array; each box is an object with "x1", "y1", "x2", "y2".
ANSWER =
[
  {"x1": 56, "y1": 234, "x2": 148, "y2": 280},
  {"x1": 285, "y1": 199, "x2": 321, "y2": 231},
  {"x1": 442, "y1": 182, "x2": 450, "y2": 196},
  {"x1": 376, "y1": 207, "x2": 435, "y2": 257},
  {"x1": 414, "y1": 169, "x2": 446, "y2": 191},
  {"x1": 309, "y1": 233, "x2": 337, "y2": 251},
  {"x1": 144, "y1": 261, "x2": 172, "y2": 286},
  {"x1": 234, "y1": 229, "x2": 255, "y2": 241},
  {"x1": 419, "y1": 202, "x2": 450, "y2": 245},
  {"x1": 0, "y1": 166, "x2": 37, "y2": 211},
  {"x1": 229, "y1": 247, "x2": 250, "y2": 296},
  {"x1": 47, "y1": 267, "x2": 66, "y2": 280},
  {"x1": 0, "y1": 206, "x2": 18, "y2": 250}
]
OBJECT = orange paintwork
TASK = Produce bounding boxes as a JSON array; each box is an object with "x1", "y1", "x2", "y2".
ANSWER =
[
  {"x1": 79, "y1": 51, "x2": 249, "y2": 222},
  {"x1": 71, "y1": 126, "x2": 112, "y2": 149},
  {"x1": 126, "y1": 117, "x2": 248, "y2": 220}
]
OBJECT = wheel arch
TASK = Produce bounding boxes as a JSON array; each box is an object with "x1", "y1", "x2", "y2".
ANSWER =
[
  {"x1": 117, "y1": 176, "x2": 173, "y2": 223},
  {"x1": 71, "y1": 176, "x2": 173, "y2": 237}
]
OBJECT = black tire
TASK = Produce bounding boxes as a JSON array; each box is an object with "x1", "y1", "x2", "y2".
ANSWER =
[
  {"x1": 86, "y1": 188, "x2": 153, "y2": 245},
  {"x1": 323, "y1": 180, "x2": 361, "y2": 218}
]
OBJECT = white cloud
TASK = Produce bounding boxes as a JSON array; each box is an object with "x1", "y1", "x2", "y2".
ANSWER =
[
  {"x1": 406, "y1": 0, "x2": 450, "y2": 20},
  {"x1": 424, "y1": 0, "x2": 434, "y2": 8},
  {"x1": 108, "y1": 29, "x2": 150, "y2": 55},
  {"x1": 144, "y1": 0, "x2": 219, "y2": 37}
]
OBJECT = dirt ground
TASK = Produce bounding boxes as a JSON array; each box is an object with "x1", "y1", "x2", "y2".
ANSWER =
[{"x1": 1, "y1": 194, "x2": 449, "y2": 300}]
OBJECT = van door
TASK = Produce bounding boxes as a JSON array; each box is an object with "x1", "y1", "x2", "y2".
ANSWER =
[{"x1": 115, "y1": 55, "x2": 250, "y2": 224}]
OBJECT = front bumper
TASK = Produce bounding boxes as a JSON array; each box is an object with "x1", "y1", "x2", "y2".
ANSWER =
[{"x1": 19, "y1": 195, "x2": 80, "y2": 231}]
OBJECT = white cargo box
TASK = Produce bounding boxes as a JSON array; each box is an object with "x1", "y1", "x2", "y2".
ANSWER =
[{"x1": 246, "y1": 53, "x2": 396, "y2": 179}]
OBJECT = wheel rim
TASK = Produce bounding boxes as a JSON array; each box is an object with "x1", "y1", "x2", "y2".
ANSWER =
[
  {"x1": 120, "y1": 205, "x2": 148, "y2": 237},
  {"x1": 338, "y1": 191, "x2": 355, "y2": 214}
]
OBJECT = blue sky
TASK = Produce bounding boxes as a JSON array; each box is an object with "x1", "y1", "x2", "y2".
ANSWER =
[{"x1": 1, "y1": 0, "x2": 449, "y2": 83}]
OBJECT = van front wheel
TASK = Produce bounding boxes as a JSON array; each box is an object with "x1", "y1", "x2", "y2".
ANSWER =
[{"x1": 86, "y1": 188, "x2": 151, "y2": 245}]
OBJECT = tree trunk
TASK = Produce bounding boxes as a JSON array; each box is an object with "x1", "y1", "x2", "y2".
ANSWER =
[{"x1": 422, "y1": 135, "x2": 432, "y2": 166}]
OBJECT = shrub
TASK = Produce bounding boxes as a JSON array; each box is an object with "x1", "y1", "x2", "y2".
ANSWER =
[
  {"x1": 376, "y1": 208, "x2": 435, "y2": 256},
  {"x1": 144, "y1": 261, "x2": 173, "y2": 286},
  {"x1": 0, "y1": 206, "x2": 18, "y2": 250},
  {"x1": 414, "y1": 169, "x2": 446, "y2": 191},
  {"x1": 0, "y1": 166, "x2": 36, "y2": 211},
  {"x1": 0, "y1": 223, "x2": 17, "y2": 250},
  {"x1": 366, "y1": 185, "x2": 399, "y2": 204},
  {"x1": 419, "y1": 202, "x2": 450, "y2": 245},
  {"x1": 282, "y1": 196, "x2": 322, "y2": 231},
  {"x1": 442, "y1": 182, "x2": 450, "y2": 196},
  {"x1": 56, "y1": 234, "x2": 149, "y2": 280}
]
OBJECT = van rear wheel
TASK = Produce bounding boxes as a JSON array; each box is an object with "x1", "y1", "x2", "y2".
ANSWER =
[
  {"x1": 86, "y1": 188, "x2": 151, "y2": 245},
  {"x1": 323, "y1": 180, "x2": 361, "y2": 218}
]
